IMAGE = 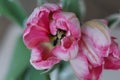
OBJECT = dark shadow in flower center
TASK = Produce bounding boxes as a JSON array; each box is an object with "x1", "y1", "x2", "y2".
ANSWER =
[{"x1": 50, "y1": 29, "x2": 66, "y2": 46}]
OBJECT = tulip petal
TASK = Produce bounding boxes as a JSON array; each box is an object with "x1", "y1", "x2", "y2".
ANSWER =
[
  {"x1": 80, "y1": 39, "x2": 103, "y2": 67},
  {"x1": 104, "y1": 55, "x2": 120, "y2": 70},
  {"x1": 82, "y1": 19, "x2": 111, "y2": 51},
  {"x1": 70, "y1": 52, "x2": 103, "y2": 80},
  {"x1": 50, "y1": 12, "x2": 81, "y2": 38},
  {"x1": 53, "y1": 37, "x2": 79, "y2": 61},
  {"x1": 81, "y1": 19, "x2": 111, "y2": 66},
  {"x1": 23, "y1": 25, "x2": 49, "y2": 48},
  {"x1": 99, "y1": 19, "x2": 108, "y2": 25},
  {"x1": 88, "y1": 65, "x2": 103, "y2": 80},
  {"x1": 110, "y1": 37, "x2": 120, "y2": 58},
  {"x1": 70, "y1": 53, "x2": 90, "y2": 80},
  {"x1": 30, "y1": 46, "x2": 60, "y2": 70},
  {"x1": 23, "y1": 3, "x2": 62, "y2": 48},
  {"x1": 26, "y1": 3, "x2": 61, "y2": 30},
  {"x1": 104, "y1": 38, "x2": 120, "y2": 70}
]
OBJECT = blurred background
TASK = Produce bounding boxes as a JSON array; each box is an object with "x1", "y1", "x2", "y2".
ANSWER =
[{"x1": 0, "y1": 0, "x2": 120, "y2": 80}]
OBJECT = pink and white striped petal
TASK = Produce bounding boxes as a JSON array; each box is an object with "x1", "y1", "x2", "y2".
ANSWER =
[{"x1": 30, "y1": 46, "x2": 60, "y2": 70}]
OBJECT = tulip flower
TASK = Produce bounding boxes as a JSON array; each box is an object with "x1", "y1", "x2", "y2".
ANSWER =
[
  {"x1": 23, "y1": 3, "x2": 81, "y2": 70},
  {"x1": 23, "y1": 3, "x2": 62, "y2": 70},
  {"x1": 70, "y1": 19, "x2": 111, "y2": 80},
  {"x1": 70, "y1": 19, "x2": 120, "y2": 80}
]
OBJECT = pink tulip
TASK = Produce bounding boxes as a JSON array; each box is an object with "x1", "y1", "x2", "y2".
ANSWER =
[
  {"x1": 23, "y1": 3, "x2": 62, "y2": 70},
  {"x1": 66, "y1": 19, "x2": 120, "y2": 80},
  {"x1": 72, "y1": 19, "x2": 120, "y2": 80},
  {"x1": 23, "y1": 3, "x2": 81, "y2": 70},
  {"x1": 81, "y1": 19, "x2": 111, "y2": 67}
]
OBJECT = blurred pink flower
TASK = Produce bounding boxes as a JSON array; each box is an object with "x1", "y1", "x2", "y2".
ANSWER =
[
  {"x1": 70, "y1": 19, "x2": 120, "y2": 80},
  {"x1": 23, "y1": 3, "x2": 81, "y2": 70},
  {"x1": 70, "y1": 19, "x2": 110, "y2": 80}
]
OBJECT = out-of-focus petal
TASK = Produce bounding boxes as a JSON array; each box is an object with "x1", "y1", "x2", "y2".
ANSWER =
[
  {"x1": 88, "y1": 65, "x2": 103, "y2": 80},
  {"x1": 50, "y1": 12, "x2": 81, "y2": 39},
  {"x1": 26, "y1": 3, "x2": 61, "y2": 30},
  {"x1": 104, "y1": 55, "x2": 120, "y2": 70},
  {"x1": 23, "y1": 25, "x2": 49, "y2": 48},
  {"x1": 52, "y1": 37, "x2": 79, "y2": 61},
  {"x1": 30, "y1": 46, "x2": 60, "y2": 70},
  {"x1": 70, "y1": 51, "x2": 103, "y2": 80},
  {"x1": 70, "y1": 53, "x2": 90, "y2": 80},
  {"x1": 82, "y1": 19, "x2": 111, "y2": 53},
  {"x1": 79, "y1": 39, "x2": 103, "y2": 67},
  {"x1": 99, "y1": 19, "x2": 108, "y2": 25},
  {"x1": 81, "y1": 19, "x2": 111, "y2": 66},
  {"x1": 110, "y1": 37, "x2": 120, "y2": 58},
  {"x1": 104, "y1": 37, "x2": 120, "y2": 70}
]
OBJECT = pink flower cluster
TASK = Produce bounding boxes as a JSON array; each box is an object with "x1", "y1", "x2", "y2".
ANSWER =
[{"x1": 23, "y1": 3, "x2": 120, "y2": 80}]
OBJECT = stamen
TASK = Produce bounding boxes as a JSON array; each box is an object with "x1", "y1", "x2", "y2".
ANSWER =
[
  {"x1": 57, "y1": 29, "x2": 66, "y2": 39},
  {"x1": 53, "y1": 37, "x2": 58, "y2": 46},
  {"x1": 50, "y1": 29, "x2": 66, "y2": 46}
]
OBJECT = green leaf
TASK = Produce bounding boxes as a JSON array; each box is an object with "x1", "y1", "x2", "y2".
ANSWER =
[
  {"x1": 0, "y1": 0, "x2": 27, "y2": 26},
  {"x1": 107, "y1": 13, "x2": 120, "y2": 28},
  {"x1": 5, "y1": 36, "x2": 30, "y2": 80},
  {"x1": 61, "y1": 0, "x2": 86, "y2": 20},
  {"x1": 24, "y1": 66, "x2": 47, "y2": 80}
]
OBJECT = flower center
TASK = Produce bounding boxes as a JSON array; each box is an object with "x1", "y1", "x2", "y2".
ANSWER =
[{"x1": 50, "y1": 29, "x2": 66, "y2": 46}]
